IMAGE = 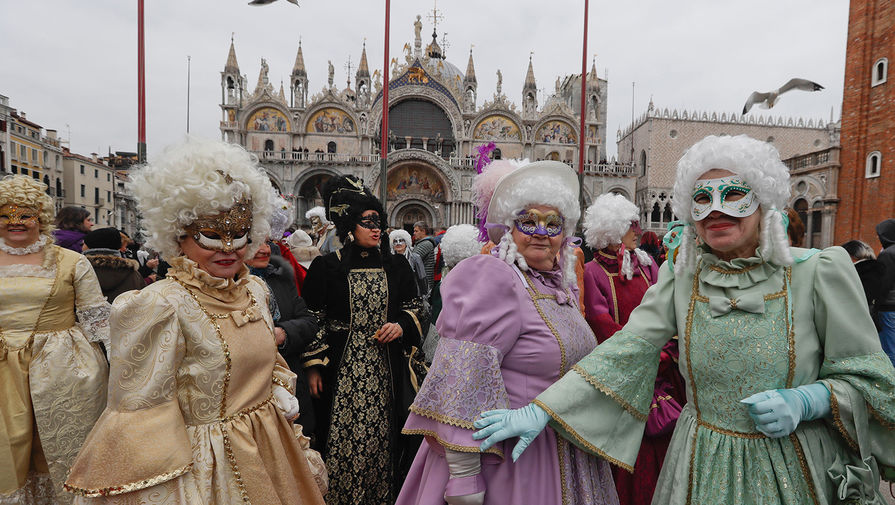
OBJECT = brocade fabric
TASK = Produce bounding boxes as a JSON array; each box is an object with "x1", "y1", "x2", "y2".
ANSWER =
[{"x1": 0, "y1": 245, "x2": 109, "y2": 505}]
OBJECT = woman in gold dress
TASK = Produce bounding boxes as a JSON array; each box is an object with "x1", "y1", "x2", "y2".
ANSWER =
[
  {"x1": 64, "y1": 139, "x2": 325, "y2": 505},
  {"x1": 0, "y1": 175, "x2": 110, "y2": 504}
]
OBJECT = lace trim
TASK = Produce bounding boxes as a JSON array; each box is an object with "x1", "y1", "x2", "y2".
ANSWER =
[
  {"x1": 0, "y1": 235, "x2": 48, "y2": 255},
  {"x1": 64, "y1": 464, "x2": 192, "y2": 497},
  {"x1": 0, "y1": 472, "x2": 54, "y2": 504},
  {"x1": 571, "y1": 364, "x2": 649, "y2": 421},
  {"x1": 76, "y1": 304, "x2": 112, "y2": 347},
  {"x1": 0, "y1": 262, "x2": 55, "y2": 279},
  {"x1": 401, "y1": 428, "x2": 503, "y2": 458}
]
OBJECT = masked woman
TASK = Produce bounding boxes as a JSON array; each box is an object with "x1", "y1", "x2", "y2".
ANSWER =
[
  {"x1": 0, "y1": 175, "x2": 109, "y2": 505},
  {"x1": 474, "y1": 135, "x2": 895, "y2": 504},
  {"x1": 301, "y1": 175, "x2": 428, "y2": 505},
  {"x1": 64, "y1": 138, "x2": 325, "y2": 504},
  {"x1": 396, "y1": 160, "x2": 619, "y2": 505},
  {"x1": 581, "y1": 193, "x2": 684, "y2": 505}
]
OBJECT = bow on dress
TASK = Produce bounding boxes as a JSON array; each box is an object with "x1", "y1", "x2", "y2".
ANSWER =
[
  {"x1": 230, "y1": 305, "x2": 264, "y2": 327},
  {"x1": 708, "y1": 292, "x2": 765, "y2": 317}
]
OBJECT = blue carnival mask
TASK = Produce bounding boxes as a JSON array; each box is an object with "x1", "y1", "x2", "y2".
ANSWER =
[{"x1": 690, "y1": 175, "x2": 760, "y2": 221}]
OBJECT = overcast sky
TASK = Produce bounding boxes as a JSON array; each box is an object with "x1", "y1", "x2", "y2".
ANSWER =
[{"x1": 1, "y1": 0, "x2": 849, "y2": 159}]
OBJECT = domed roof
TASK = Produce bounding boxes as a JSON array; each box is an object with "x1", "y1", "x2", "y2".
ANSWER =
[{"x1": 430, "y1": 58, "x2": 464, "y2": 87}]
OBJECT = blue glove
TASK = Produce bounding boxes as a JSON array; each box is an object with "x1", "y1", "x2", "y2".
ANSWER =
[
  {"x1": 740, "y1": 382, "x2": 830, "y2": 438},
  {"x1": 472, "y1": 404, "x2": 550, "y2": 462}
]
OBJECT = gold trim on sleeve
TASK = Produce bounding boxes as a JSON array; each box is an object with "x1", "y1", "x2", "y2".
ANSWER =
[
  {"x1": 63, "y1": 464, "x2": 193, "y2": 497},
  {"x1": 271, "y1": 376, "x2": 295, "y2": 395},
  {"x1": 408, "y1": 405, "x2": 475, "y2": 429},
  {"x1": 570, "y1": 365, "x2": 648, "y2": 421},
  {"x1": 532, "y1": 399, "x2": 634, "y2": 473},
  {"x1": 302, "y1": 357, "x2": 330, "y2": 368},
  {"x1": 829, "y1": 389, "x2": 859, "y2": 452},
  {"x1": 868, "y1": 402, "x2": 895, "y2": 430},
  {"x1": 400, "y1": 428, "x2": 503, "y2": 458},
  {"x1": 789, "y1": 433, "x2": 821, "y2": 505}
]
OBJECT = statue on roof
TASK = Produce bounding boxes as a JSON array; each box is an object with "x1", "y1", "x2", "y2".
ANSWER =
[
  {"x1": 496, "y1": 69, "x2": 503, "y2": 95},
  {"x1": 328, "y1": 60, "x2": 334, "y2": 87}
]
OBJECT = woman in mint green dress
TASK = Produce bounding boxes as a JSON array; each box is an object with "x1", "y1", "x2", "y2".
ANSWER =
[{"x1": 474, "y1": 135, "x2": 895, "y2": 505}]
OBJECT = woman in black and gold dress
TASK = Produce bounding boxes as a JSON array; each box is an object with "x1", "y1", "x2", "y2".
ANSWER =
[{"x1": 302, "y1": 175, "x2": 427, "y2": 505}]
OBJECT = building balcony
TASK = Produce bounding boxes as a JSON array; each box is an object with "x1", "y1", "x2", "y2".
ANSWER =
[
  {"x1": 220, "y1": 121, "x2": 238, "y2": 129},
  {"x1": 252, "y1": 151, "x2": 381, "y2": 165}
]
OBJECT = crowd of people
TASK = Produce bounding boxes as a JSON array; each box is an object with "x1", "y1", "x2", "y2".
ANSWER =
[{"x1": 0, "y1": 133, "x2": 893, "y2": 505}]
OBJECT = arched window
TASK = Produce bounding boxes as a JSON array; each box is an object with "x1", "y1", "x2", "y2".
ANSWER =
[
  {"x1": 264, "y1": 139, "x2": 274, "y2": 151},
  {"x1": 640, "y1": 150, "x2": 647, "y2": 177},
  {"x1": 662, "y1": 203, "x2": 673, "y2": 224},
  {"x1": 56, "y1": 178, "x2": 62, "y2": 197},
  {"x1": 651, "y1": 202, "x2": 661, "y2": 223},
  {"x1": 43, "y1": 175, "x2": 50, "y2": 195},
  {"x1": 794, "y1": 198, "x2": 809, "y2": 246},
  {"x1": 327, "y1": 141, "x2": 337, "y2": 153},
  {"x1": 492, "y1": 148, "x2": 502, "y2": 160},
  {"x1": 872, "y1": 58, "x2": 888, "y2": 86},
  {"x1": 866, "y1": 151, "x2": 881, "y2": 178}
]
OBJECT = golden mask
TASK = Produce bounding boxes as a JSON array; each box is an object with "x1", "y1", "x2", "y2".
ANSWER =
[
  {"x1": 184, "y1": 198, "x2": 253, "y2": 253},
  {"x1": 0, "y1": 204, "x2": 40, "y2": 228}
]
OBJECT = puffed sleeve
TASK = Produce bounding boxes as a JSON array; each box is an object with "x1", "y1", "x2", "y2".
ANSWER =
[
  {"x1": 809, "y1": 247, "x2": 895, "y2": 484},
  {"x1": 402, "y1": 255, "x2": 523, "y2": 457},
  {"x1": 534, "y1": 262, "x2": 677, "y2": 471},
  {"x1": 64, "y1": 286, "x2": 192, "y2": 497},
  {"x1": 73, "y1": 254, "x2": 112, "y2": 351}
]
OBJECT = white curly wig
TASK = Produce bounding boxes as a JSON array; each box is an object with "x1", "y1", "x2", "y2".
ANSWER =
[
  {"x1": 389, "y1": 229, "x2": 413, "y2": 257},
  {"x1": 478, "y1": 160, "x2": 581, "y2": 286},
  {"x1": 305, "y1": 206, "x2": 329, "y2": 225},
  {"x1": 440, "y1": 224, "x2": 484, "y2": 272},
  {"x1": 671, "y1": 135, "x2": 792, "y2": 273},
  {"x1": 129, "y1": 137, "x2": 275, "y2": 260},
  {"x1": 583, "y1": 193, "x2": 639, "y2": 250},
  {"x1": 268, "y1": 193, "x2": 294, "y2": 240}
]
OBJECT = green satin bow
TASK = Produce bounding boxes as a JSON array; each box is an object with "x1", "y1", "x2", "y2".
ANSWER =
[{"x1": 708, "y1": 293, "x2": 765, "y2": 317}]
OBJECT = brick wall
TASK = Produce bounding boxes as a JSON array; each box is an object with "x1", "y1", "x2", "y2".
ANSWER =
[{"x1": 837, "y1": 0, "x2": 895, "y2": 251}]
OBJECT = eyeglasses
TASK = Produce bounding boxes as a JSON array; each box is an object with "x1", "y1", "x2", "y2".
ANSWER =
[{"x1": 514, "y1": 209, "x2": 564, "y2": 237}]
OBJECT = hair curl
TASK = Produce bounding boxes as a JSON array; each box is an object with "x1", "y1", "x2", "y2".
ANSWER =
[
  {"x1": 671, "y1": 135, "x2": 792, "y2": 273},
  {"x1": 0, "y1": 175, "x2": 55, "y2": 238},
  {"x1": 583, "y1": 193, "x2": 639, "y2": 250},
  {"x1": 439, "y1": 224, "x2": 483, "y2": 271},
  {"x1": 129, "y1": 137, "x2": 275, "y2": 260}
]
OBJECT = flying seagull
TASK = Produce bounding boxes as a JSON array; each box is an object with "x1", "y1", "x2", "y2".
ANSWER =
[
  {"x1": 248, "y1": 0, "x2": 299, "y2": 5},
  {"x1": 742, "y1": 78, "x2": 824, "y2": 115}
]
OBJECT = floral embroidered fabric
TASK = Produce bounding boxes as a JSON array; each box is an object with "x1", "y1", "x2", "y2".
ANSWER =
[{"x1": 410, "y1": 338, "x2": 510, "y2": 428}]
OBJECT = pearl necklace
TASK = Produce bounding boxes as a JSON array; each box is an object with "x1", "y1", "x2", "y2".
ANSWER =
[{"x1": 0, "y1": 235, "x2": 48, "y2": 255}]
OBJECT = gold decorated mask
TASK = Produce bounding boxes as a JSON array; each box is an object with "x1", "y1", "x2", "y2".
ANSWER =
[
  {"x1": 0, "y1": 204, "x2": 40, "y2": 228},
  {"x1": 184, "y1": 198, "x2": 253, "y2": 253}
]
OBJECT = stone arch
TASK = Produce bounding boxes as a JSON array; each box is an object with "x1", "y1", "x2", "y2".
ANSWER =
[
  {"x1": 390, "y1": 199, "x2": 440, "y2": 230},
  {"x1": 605, "y1": 185, "x2": 631, "y2": 200},
  {"x1": 293, "y1": 168, "x2": 341, "y2": 224},
  {"x1": 370, "y1": 86, "x2": 464, "y2": 141},
  {"x1": 469, "y1": 110, "x2": 524, "y2": 142},
  {"x1": 371, "y1": 148, "x2": 461, "y2": 198},
  {"x1": 302, "y1": 103, "x2": 360, "y2": 136},
  {"x1": 241, "y1": 102, "x2": 292, "y2": 132},
  {"x1": 533, "y1": 116, "x2": 579, "y2": 146}
]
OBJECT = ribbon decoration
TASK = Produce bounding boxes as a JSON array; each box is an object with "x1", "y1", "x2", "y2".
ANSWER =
[
  {"x1": 662, "y1": 220, "x2": 689, "y2": 272},
  {"x1": 708, "y1": 293, "x2": 766, "y2": 317},
  {"x1": 475, "y1": 142, "x2": 497, "y2": 174},
  {"x1": 231, "y1": 305, "x2": 263, "y2": 327}
]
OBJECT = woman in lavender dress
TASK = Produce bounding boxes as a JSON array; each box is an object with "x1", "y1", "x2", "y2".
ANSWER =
[{"x1": 396, "y1": 159, "x2": 619, "y2": 505}]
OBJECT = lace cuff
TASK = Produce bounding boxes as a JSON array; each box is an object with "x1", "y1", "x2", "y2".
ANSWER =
[
  {"x1": 403, "y1": 338, "x2": 508, "y2": 456},
  {"x1": 77, "y1": 304, "x2": 112, "y2": 350}
]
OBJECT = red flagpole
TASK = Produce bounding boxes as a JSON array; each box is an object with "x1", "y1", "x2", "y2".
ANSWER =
[
  {"x1": 137, "y1": 0, "x2": 146, "y2": 162},
  {"x1": 379, "y1": 0, "x2": 390, "y2": 208},
  {"x1": 578, "y1": 0, "x2": 588, "y2": 179}
]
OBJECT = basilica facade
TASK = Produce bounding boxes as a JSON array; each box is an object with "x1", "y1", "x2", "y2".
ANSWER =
[{"x1": 220, "y1": 16, "x2": 636, "y2": 230}]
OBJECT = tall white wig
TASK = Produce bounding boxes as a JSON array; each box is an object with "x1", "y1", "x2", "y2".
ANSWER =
[
  {"x1": 477, "y1": 160, "x2": 581, "y2": 287},
  {"x1": 671, "y1": 135, "x2": 792, "y2": 273},
  {"x1": 129, "y1": 137, "x2": 275, "y2": 260},
  {"x1": 389, "y1": 229, "x2": 413, "y2": 257},
  {"x1": 583, "y1": 193, "x2": 651, "y2": 279},
  {"x1": 305, "y1": 206, "x2": 329, "y2": 225},
  {"x1": 440, "y1": 224, "x2": 485, "y2": 273}
]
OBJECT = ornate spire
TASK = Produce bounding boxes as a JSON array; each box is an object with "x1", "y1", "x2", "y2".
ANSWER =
[
  {"x1": 523, "y1": 54, "x2": 537, "y2": 91},
  {"x1": 464, "y1": 47, "x2": 476, "y2": 83},
  {"x1": 279, "y1": 80, "x2": 286, "y2": 100},
  {"x1": 426, "y1": 27, "x2": 443, "y2": 59},
  {"x1": 357, "y1": 40, "x2": 370, "y2": 78},
  {"x1": 225, "y1": 34, "x2": 240, "y2": 73},
  {"x1": 588, "y1": 57, "x2": 598, "y2": 82},
  {"x1": 292, "y1": 40, "x2": 306, "y2": 77}
]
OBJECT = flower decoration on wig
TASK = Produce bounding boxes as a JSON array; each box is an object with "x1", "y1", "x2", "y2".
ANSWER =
[
  {"x1": 670, "y1": 134, "x2": 792, "y2": 274},
  {"x1": 583, "y1": 193, "x2": 652, "y2": 280},
  {"x1": 473, "y1": 159, "x2": 581, "y2": 286},
  {"x1": 129, "y1": 137, "x2": 275, "y2": 260},
  {"x1": 321, "y1": 175, "x2": 386, "y2": 243},
  {"x1": 0, "y1": 175, "x2": 55, "y2": 239}
]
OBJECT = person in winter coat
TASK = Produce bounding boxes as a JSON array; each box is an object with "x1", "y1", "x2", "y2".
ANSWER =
[
  {"x1": 82, "y1": 227, "x2": 145, "y2": 303},
  {"x1": 841, "y1": 239, "x2": 887, "y2": 331},
  {"x1": 876, "y1": 218, "x2": 895, "y2": 365},
  {"x1": 52, "y1": 206, "x2": 93, "y2": 252},
  {"x1": 246, "y1": 240, "x2": 320, "y2": 440},
  {"x1": 390, "y1": 229, "x2": 428, "y2": 297}
]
